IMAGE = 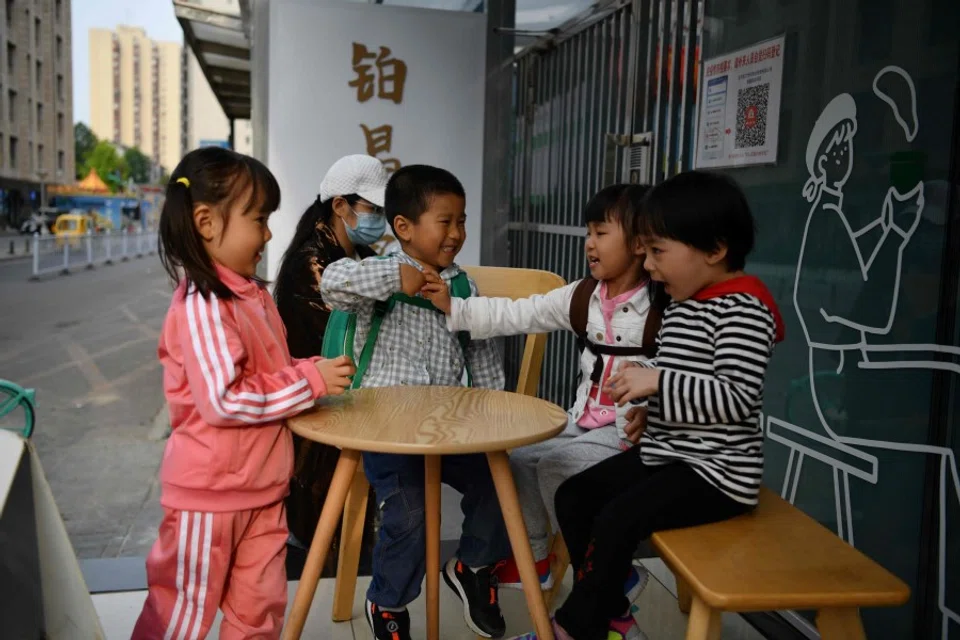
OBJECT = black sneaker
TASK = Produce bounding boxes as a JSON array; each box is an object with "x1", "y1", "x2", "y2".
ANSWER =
[
  {"x1": 365, "y1": 599, "x2": 412, "y2": 640},
  {"x1": 442, "y1": 558, "x2": 507, "y2": 638}
]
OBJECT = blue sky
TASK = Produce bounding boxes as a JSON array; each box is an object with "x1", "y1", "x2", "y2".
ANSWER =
[{"x1": 72, "y1": 0, "x2": 183, "y2": 125}]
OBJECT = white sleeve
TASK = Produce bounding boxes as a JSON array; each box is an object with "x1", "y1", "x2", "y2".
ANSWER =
[{"x1": 446, "y1": 281, "x2": 579, "y2": 339}]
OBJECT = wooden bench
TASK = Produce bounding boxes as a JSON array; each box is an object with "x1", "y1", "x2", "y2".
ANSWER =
[{"x1": 650, "y1": 486, "x2": 910, "y2": 640}]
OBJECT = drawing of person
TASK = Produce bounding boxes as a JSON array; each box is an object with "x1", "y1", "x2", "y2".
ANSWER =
[{"x1": 782, "y1": 70, "x2": 959, "y2": 638}]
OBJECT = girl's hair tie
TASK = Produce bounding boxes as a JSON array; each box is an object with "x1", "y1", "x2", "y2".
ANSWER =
[{"x1": 176, "y1": 177, "x2": 190, "y2": 188}]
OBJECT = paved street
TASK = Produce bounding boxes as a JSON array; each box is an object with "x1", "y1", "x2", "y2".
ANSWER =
[{"x1": 0, "y1": 254, "x2": 171, "y2": 558}]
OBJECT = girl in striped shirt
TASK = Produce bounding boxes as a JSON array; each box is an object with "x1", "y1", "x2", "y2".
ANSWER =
[{"x1": 511, "y1": 171, "x2": 785, "y2": 640}]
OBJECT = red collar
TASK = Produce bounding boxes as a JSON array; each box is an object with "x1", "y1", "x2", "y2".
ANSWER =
[{"x1": 693, "y1": 275, "x2": 785, "y2": 342}]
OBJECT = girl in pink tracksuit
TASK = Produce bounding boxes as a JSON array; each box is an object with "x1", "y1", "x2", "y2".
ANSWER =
[{"x1": 132, "y1": 147, "x2": 355, "y2": 640}]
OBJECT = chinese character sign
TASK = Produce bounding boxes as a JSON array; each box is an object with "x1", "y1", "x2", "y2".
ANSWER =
[
  {"x1": 350, "y1": 41, "x2": 407, "y2": 173},
  {"x1": 349, "y1": 43, "x2": 408, "y2": 104},
  {"x1": 360, "y1": 124, "x2": 401, "y2": 173},
  {"x1": 262, "y1": 2, "x2": 486, "y2": 279}
]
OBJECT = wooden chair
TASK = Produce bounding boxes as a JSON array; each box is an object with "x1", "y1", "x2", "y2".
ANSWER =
[
  {"x1": 330, "y1": 265, "x2": 567, "y2": 622},
  {"x1": 651, "y1": 487, "x2": 910, "y2": 640}
]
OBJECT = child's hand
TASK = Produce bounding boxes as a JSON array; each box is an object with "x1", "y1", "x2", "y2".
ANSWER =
[
  {"x1": 316, "y1": 355, "x2": 355, "y2": 396},
  {"x1": 605, "y1": 366, "x2": 661, "y2": 406},
  {"x1": 421, "y1": 273, "x2": 452, "y2": 314},
  {"x1": 623, "y1": 405, "x2": 648, "y2": 444},
  {"x1": 399, "y1": 264, "x2": 427, "y2": 296}
]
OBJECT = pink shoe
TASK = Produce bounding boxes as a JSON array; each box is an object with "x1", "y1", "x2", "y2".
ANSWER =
[{"x1": 607, "y1": 612, "x2": 647, "y2": 640}]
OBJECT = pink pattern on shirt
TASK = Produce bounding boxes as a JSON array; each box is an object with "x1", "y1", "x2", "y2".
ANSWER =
[{"x1": 577, "y1": 280, "x2": 646, "y2": 429}]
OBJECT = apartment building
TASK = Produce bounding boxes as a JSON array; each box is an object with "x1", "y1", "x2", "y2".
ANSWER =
[
  {"x1": 0, "y1": 0, "x2": 75, "y2": 225},
  {"x1": 89, "y1": 26, "x2": 182, "y2": 175}
]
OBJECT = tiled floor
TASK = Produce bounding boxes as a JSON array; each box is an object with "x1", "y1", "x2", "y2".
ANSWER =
[{"x1": 93, "y1": 560, "x2": 766, "y2": 639}]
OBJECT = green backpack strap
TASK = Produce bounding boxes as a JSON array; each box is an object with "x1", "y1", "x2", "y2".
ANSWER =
[
  {"x1": 351, "y1": 298, "x2": 394, "y2": 389},
  {"x1": 350, "y1": 270, "x2": 475, "y2": 389}
]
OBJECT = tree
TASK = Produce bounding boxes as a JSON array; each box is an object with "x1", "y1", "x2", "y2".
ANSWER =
[
  {"x1": 86, "y1": 141, "x2": 127, "y2": 192},
  {"x1": 124, "y1": 147, "x2": 152, "y2": 184},
  {"x1": 74, "y1": 122, "x2": 98, "y2": 179}
]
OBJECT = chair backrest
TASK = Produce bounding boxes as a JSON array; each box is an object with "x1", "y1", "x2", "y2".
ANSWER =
[{"x1": 462, "y1": 266, "x2": 566, "y2": 397}]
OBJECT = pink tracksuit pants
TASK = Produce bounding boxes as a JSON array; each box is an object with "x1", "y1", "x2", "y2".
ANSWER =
[{"x1": 131, "y1": 501, "x2": 288, "y2": 640}]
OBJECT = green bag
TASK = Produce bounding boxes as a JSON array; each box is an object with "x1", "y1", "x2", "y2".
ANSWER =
[{"x1": 321, "y1": 271, "x2": 474, "y2": 389}]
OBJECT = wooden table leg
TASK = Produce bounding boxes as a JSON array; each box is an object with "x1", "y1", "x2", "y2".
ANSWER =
[
  {"x1": 685, "y1": 597, "x2": 721, "y2": 640},
  {"x1": 425, "y1": 455, "x2": 442, "y2": 640},
  {"x1": 283, "y1": 449, "x2": 361, "y2": 640},
  {"x1": 545, "y1": 534, "x2": 569, "y2": 610},
  {"x1": 816, "y1": 607, "x2": 866, "y2": 640},
  {"x1": 332, "y1": 466, "x2": 370, "y2": 621},
  {"x1": 487, "y1": 451, "x2": 554, "y2": 640}
]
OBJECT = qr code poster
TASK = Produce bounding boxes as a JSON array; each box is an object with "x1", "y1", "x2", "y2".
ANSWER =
[{"x1": 695, "y1": 35, "x2": 785, "y2": 170}]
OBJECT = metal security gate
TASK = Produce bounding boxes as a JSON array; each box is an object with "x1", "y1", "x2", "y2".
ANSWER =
[{"x1": 501, "y1": 0, "x2": 705, "y2": 409}]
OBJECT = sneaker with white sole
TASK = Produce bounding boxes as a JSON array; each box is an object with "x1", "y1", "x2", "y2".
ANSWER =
[
  {"x1": 442, "y1": 558, "x2": 507, "y2": 638},
  {"x1": 493, "y1": 554, "x2": 555, "y2": 591},
  {"x1": 365, "y1": 599, "x2": 411, "y2": 640},
  {"x1": 624, "y1": 564, "x2": 649, "y2": 603}
]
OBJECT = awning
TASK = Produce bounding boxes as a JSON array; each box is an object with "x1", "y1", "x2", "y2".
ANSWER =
[{"x1": 173, "y1": 1, "x2": 250, "y2": 120}]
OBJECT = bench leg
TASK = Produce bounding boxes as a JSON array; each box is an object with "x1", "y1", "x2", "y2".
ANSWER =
[
  {"x1": 545, "y1": 533, "x2": 569, "y2": 610},
  {"x1": 676, "y1": 575, "x2": 693, "y2": 614},
  {"x1": 332, "y1": 467, "x2": 370, "y2": 622},
  {"x1": 816, "y1": 607, "x2": 866, "y2": 640},
  {"x1": 685, "y1": 597, "x2": 721, "y2": 640}
]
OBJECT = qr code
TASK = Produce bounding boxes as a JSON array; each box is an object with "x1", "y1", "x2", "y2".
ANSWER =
[{"x1": 735, "y1": 84, "x2": 769, "y2": 148}]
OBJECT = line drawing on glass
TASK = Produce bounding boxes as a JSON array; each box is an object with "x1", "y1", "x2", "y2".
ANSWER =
[{"x1": 767, "y1": 65, "x2": 959, "y2": 638}]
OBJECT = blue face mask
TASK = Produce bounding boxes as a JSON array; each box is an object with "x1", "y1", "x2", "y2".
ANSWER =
[{"x1": 345, "y1": 209, "x2": 387, "y2": 246}]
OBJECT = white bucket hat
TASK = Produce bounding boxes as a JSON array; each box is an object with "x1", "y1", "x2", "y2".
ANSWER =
[{"x1": 319, "y1": 155, "x2": 389, "y2": 207}]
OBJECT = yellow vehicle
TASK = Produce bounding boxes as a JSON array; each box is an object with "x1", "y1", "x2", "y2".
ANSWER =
[{"x1": 53, "y1": 214, "x2": 90, "y2": 247}]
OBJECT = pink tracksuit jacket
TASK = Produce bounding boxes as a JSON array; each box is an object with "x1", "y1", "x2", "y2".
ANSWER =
[{"x1": 157, "y1": 264, "x2": 328, "y2": 512}]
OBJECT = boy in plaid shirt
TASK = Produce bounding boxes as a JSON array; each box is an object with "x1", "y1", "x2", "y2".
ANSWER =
[{"x1": 321, "y1": 165, "x2": 511, "y2": 640}]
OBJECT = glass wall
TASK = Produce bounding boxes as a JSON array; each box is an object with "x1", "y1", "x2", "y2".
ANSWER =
[{"x1": 702, "y1": 1, "x2": 960, "y2": 637}]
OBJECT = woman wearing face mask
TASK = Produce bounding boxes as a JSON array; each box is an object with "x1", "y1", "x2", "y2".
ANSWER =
[{"x1": 274, "y1": 154, "x2": 389, "y2": 556}]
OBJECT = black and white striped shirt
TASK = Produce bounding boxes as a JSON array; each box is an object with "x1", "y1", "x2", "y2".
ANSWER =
[{"x1": 640, "y1": 292, "x2": 778, "y2": 505}]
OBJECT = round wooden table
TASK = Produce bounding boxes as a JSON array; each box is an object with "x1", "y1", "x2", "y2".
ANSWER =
[{"x1": 282, "y1": 386, "x2": 568, "y2": 640}]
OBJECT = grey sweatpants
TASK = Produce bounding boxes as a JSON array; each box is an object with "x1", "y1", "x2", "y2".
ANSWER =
[{"x1": 508, "y1": 418, "x2": 629, "y2": 561}]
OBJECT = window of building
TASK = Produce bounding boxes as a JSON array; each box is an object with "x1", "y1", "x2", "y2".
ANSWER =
[
  {"x1": 4, "y1": 0, "x2": 12, "y2": 29},
  {"x1": 57, "y1": 112, "x2": 63, "y2": 137},
  {"x1": 6, "y1": 43, "x2": 15, "y2": 75},
  {"x1": 55, "y1": 0, "x2": 62, "y2": 22},
  {"x1": 57, "y1": 74, "x2": 64, "y2": 102},
  {"x1": 36, "y1": 102, "x2": 42, "y2": 132},
  {"x1": 57, "y1": 150, "x2": 64, "y2": 172},
  {"x1": 37, "y1": 144, "x2": 43, "y2": 170},
  {"x1": 36, "y1": 60, "x2": 42, "y2": 88},
  {"x1": 7, "y1": 89, "x2": 15, "y2": 122},
  {"x1": 34, "y1": 18, "x2": 40, "y2": 48},
  {"x1": 56, "y1": 36, "x2": 62, "y2": 62},
  {"x1": 8, "y1": 136, "x2": 16, "y2": 169},
  {"x1": 28, "y1": 141, "x2": 32, "y2": 170}
]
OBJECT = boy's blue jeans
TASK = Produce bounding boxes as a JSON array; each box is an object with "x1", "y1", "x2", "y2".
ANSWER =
[{"x1": 362, "y1": 451, "x2": 512, "y2": 608}]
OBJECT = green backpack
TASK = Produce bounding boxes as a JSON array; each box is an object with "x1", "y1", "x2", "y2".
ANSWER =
[{"x1": 321, "y1": 271, "x2": 474, "y2": 389}]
